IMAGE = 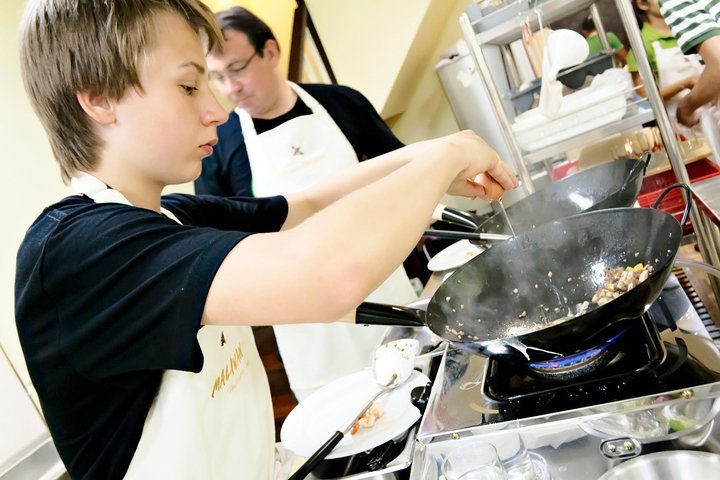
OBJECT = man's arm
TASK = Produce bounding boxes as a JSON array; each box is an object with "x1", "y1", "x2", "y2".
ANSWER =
[
  {"x1": 202, "y1": 131, "x2": 516, "y2": 327},
  {"x1": 677, "y1": 36, "x2": 720, "y2": 126}
]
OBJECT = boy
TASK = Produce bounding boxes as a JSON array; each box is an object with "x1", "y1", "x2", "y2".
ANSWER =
[{"x1": 16, "y1": 0, "x2": 517, "y2": 479}]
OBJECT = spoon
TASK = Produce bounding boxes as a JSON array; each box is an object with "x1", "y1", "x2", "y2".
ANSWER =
[{"x1": 288, "y1": 340, "x2": 419, "y2": 480}]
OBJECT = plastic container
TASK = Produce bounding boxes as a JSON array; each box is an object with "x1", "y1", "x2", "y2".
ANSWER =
[
  {"x1": 637, "y1": 158, "x2": 720, "y2": 233},
  {"x1": 508, "y1": 53, "x2": 615, "y2": 113}
]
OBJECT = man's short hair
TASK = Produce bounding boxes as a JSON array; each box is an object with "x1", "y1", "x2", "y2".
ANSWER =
[
  {"x1": 19, "y1": 0, "x2": 222, "y2": 183},
  {"x1": 213, "y1": 6, "x2": 278, "y2": 56}
]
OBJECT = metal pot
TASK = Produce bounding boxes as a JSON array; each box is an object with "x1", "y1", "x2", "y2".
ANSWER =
[{"x1": 597, "y1": 451, "x2": 720, "y2": 479}]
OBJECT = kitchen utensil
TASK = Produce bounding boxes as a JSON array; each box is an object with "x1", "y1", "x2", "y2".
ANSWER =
[
  {"x1": 546, "y1": 29, "x2": 589, "y2": 73},
  {"x1": 357, "y1": 185, "x2": 691, "y2": 362},
  {"x1": 597, "y1": 451, "x2": 720, "y2": 479},
  {"x1": 422, "y1": 230, "x2": 512, "y2": 243},
  {"x1": 427, "y1": 240, "x2": 484, "y2": 272},
  {"x1": 433, "y1": 155, "x2": 651, "y2": 238}
]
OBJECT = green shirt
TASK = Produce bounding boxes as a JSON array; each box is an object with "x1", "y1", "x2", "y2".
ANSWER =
[
  {"x1": 626, "y1": 23, "x2": 679, "y2": 82},
  {"x1": 586, "y1": 32, "x2": 624, "y2": 55}
]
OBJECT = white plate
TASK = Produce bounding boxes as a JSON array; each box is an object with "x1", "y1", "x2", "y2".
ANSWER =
[
  {"x1": 280, "y1": 369, "x2": 430, "y2": 459},
  {"x1": 427, "y1": 240, "x2": 484, "y2": 272}
]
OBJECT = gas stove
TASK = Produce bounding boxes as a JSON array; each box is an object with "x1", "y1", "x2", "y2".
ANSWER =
[{"x1": 410, "y1": 272, "x2": 720, "y2": 479}]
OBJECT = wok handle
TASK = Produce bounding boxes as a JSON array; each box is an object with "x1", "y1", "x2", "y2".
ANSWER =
[
  {"x1": 651, "y1": 183, "x2": 692, "y2": 228},
  {"x1": 639, "y1": 151, "x2": 652, "y2": 175},
  {"x1": 356, "y1": 302, "x2": 426, "y2": 327},
  {"x1": 431, "y1": 204, "x2": 480, "y2": 230}
]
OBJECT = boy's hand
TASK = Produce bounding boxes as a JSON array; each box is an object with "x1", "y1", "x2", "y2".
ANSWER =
[{"x1": 436, "y1": 130, "x2": 518, "y2": 198}]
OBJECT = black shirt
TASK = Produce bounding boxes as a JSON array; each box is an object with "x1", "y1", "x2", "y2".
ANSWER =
[
  {"x1": 14, "y1": 193, "x2": 288, "y2": 479},
  {"x1": 194, "y1": 83, "x2": 404, "y2": 197}
]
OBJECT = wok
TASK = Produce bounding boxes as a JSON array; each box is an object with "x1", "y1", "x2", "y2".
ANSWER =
[
  {"x1": 359, "y1": 184, "x2": 691, "y2": 362},
  {"x1": 430, "y1": 154, "x2": 651, "y2": 239}
]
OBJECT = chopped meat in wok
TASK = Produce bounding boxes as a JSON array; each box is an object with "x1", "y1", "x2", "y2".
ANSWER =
[{"x1": 592, "y1": 263, "x2": 653, "y2": 306}]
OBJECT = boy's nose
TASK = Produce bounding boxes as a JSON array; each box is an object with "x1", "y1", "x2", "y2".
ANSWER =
[{"x1": 204, "y1": 94, "x2": 229, "y2": 126}]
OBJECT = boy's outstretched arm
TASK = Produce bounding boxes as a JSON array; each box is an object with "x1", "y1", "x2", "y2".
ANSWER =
[{"x1": 202, "y1": 131, "x2": 517, "y2": 327}]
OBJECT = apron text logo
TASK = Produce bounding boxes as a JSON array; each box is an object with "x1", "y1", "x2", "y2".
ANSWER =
[{"x1": 210, "y1": 342, "x2": 246, "y2": 398}]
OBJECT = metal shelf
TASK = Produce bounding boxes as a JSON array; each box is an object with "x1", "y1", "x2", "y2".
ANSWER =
[
  {"x1": 474, "y1": 0, "x2": 595, "y2": 45},
  {"x1": 522, "y1": 100, "x2": 654, "y2": 164}
]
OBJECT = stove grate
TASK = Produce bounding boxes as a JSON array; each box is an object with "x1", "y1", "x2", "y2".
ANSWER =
[{"x1": 673, "y1": 267, "x2": 720, "y2": 343}]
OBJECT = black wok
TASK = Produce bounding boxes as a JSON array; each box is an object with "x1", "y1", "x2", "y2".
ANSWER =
[
  {"x1": 431, "y1": 154, "x2": 651, "y2": 238},
  {"x1": 359, "y1": 184, "x2": 691, "y2": 362}
]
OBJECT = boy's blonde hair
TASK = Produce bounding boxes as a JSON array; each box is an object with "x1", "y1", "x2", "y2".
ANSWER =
[{"x1": 19, "y1": 0, "x2": 223, "y2": 183}]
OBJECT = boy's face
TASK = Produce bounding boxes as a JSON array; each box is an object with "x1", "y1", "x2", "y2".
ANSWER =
[
  {"x1": 206, "y1": 29, "x2": 281, "y2": 117},
  {"x1": 106, "y1": 12, "x2": 227, "y2": 188}
]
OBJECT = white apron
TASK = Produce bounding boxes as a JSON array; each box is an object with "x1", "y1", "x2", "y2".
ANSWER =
[
  {"x1": 237, "y1": 83, "x2": 418, "y2": 400},
  {"x1": 653, "y1": 41, "x2": 704, "y2": 137},
  {"x1": 70, "y1": 172, "x2": 276, "y2": 480}
]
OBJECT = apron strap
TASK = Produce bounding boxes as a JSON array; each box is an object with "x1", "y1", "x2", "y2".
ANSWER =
[{"x1": 70, "y1": 171, "x2": 181, "y2": 224}]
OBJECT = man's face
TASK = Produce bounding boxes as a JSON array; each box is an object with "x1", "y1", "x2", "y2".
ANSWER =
[
  {"x1": 207, "y1": 29, "x2": 280, "y2": 117},
  {"x1": 107, "y1": 11, "x2": 228, "y2": 188}
]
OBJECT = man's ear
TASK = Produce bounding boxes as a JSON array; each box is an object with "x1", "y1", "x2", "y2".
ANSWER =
[
  {"x1": 76, "y1": 91, "x2": 116, "y2": 125},
  {"x1": 263, "y1": 39, "x2": 281, "y2": 64}
]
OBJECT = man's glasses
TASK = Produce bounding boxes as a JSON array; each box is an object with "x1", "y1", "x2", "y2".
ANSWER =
[{"x1": 209, "y1": 52, "x2": 257, "y2": 84}]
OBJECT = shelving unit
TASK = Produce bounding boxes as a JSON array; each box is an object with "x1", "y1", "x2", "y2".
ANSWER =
[
  {"x1": 459, "y1": 0, "x2": 718, "y2": 296},
  {"x1": 460, "y1": 0, "x2": 664, "y2": 191}
]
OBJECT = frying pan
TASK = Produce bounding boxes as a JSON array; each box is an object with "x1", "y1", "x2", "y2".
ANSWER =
[
  {"x1": 430, "y1": 154, "x2": 651, "y2": 238},
  {"x1": 359, "y1": 184, "x2": 691, "y2": 362}
]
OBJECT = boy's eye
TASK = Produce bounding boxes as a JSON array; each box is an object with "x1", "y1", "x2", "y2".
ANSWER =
[{"x1": 181, "y1": 85, "x2": 198, "y2": 95}]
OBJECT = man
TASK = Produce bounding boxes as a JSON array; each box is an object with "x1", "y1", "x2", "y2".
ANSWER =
[
  {"x1": 659, "y1": 0, "x2": 720, "y2": 126},
  {"x1": 199, "y1": 7, "x2": 420, "y2": 400}
]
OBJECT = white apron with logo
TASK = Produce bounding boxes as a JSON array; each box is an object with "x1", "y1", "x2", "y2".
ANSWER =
[
  {"x1": 238, "y1": 83, "x2": 418, "y2": 400},
  {"x1": 70, "y1": 172, "x2": 276, "y2": 479}
]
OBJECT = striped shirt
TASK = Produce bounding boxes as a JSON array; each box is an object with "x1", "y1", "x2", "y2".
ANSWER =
[{"x1": 660, "y1": 0, "x2": 720, "y2": 53}]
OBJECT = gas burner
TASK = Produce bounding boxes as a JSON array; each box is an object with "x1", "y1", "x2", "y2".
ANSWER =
[
  {"x1": 483, "y1": 315, "x2": 666, "y2": 410},
  {"x1": 528, "y1": 329, "x2": 627, "y2": 379}
]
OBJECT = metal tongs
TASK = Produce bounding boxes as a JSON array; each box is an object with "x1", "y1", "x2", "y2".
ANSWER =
[{"x1": 422, "y1": 229, "x2": 512, "y2": 243}]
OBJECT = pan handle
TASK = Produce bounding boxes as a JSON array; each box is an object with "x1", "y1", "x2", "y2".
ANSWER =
[
  {"x1": 431, "y1": 204, "x2": 480, "y2": 230},
  {"x1": 639, "y1": 151, "x2": 652, "y2": 175},
  {"x1": 651, "y1": 183, "x2": 692, "y2": 229},
  {"x1": 356, "y1": 302, "x2": 426, "y2": 327}
]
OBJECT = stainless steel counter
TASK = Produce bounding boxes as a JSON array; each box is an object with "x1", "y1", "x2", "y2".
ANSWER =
[
  {"x1": 692, "y1": 175, "x2": 720, "y2": 228},
  {"x1": 690, "y1": 175, "x2": 720, "y2": 302}
]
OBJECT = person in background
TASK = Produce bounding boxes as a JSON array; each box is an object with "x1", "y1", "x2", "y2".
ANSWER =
[
  {"x1": 15, "y1": 0, "x2": 519, "y2": 477},
  {"x1": 580, "y1": 15, "x2": 628, "y2": 66},
  {"x1": 626, "y1": 0, "x2": 700, "y2": 129},
  {"x1": 200, "y1": 7, "x2": 419, "y2": 401},
  {"x1": 659, "y1": 0, "x2": 720, "y2": 127}
]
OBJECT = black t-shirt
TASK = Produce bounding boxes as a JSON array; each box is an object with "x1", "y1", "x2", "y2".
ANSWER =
[
  {"x1": 14, "y1": 193, "x2": 288, "y2": 479},
  {"x1": 194, "y1": 83, "x2": 404, "y2": 197}
]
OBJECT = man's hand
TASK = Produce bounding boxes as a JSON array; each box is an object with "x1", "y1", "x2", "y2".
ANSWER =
[{"x1": 677, "y1": 98, "x2": 699, "y2": 127}]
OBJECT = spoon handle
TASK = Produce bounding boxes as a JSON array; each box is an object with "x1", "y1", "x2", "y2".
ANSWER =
[{"x1": 288, "y1": 431, "x2": 344, "y2": 480}]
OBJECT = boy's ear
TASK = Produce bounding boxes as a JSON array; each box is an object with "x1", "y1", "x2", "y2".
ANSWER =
[{"x1": 76, "y1": 91, "x2": 116, "y2": 125}]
